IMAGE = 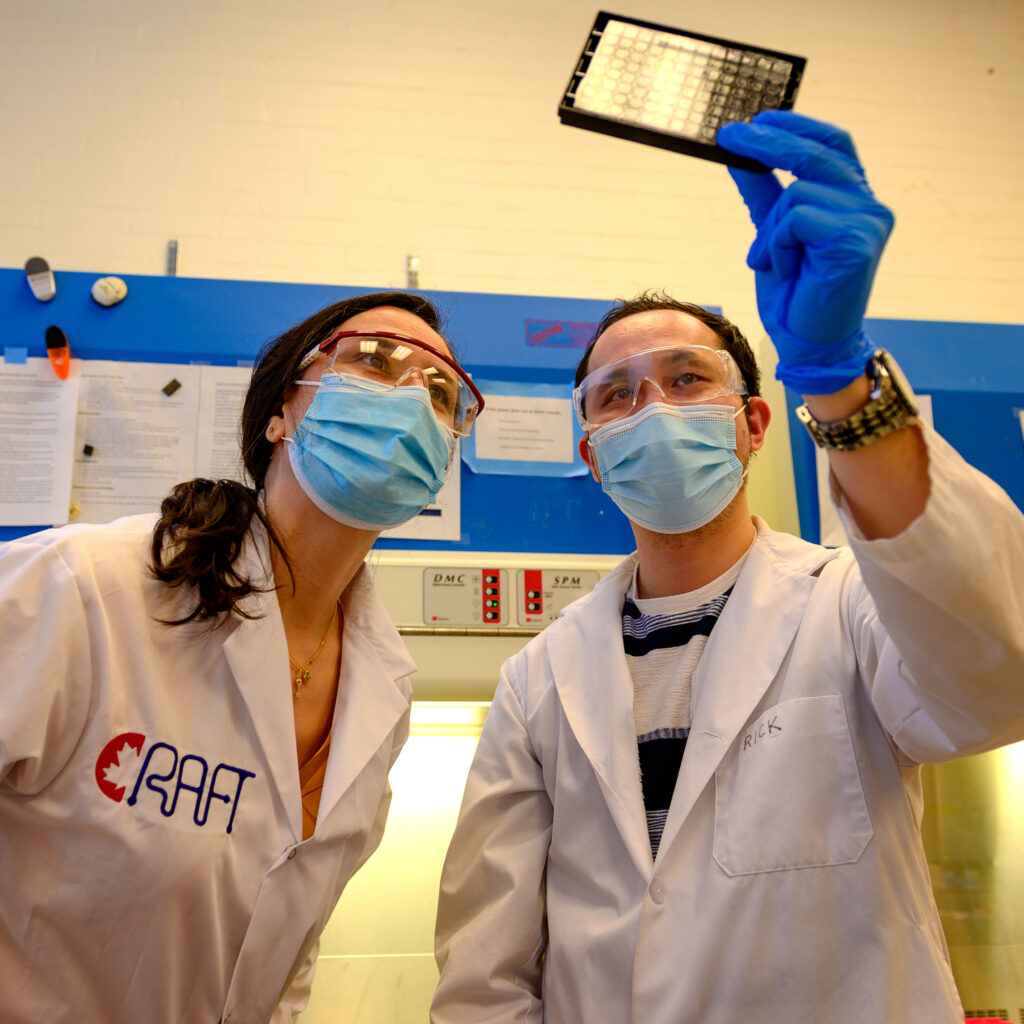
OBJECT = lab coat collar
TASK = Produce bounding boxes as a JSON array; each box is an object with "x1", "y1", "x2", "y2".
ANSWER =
[
  {"x1": 317, "y1": 564, "x2": 413, "y2": 826},
  {"x1": 547, "y1": 553, "x2": 656, "y2": 876},
  {"x1": 657, "y1": 517, "x2": 838, "y2": 858},
  {"x1": 221, "y1": 522, "x2": 301, "y2": 840},
  {"x1": 547, "y1": 517, "x2": 837, "y2": 875},
  {"x1": 222, "y1": 524, "x2": 415, "y2": 843}
]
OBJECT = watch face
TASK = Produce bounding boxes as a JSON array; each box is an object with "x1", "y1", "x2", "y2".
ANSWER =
[{"x1": 875, "y1": 350, "x2": 919, "y2": 415}]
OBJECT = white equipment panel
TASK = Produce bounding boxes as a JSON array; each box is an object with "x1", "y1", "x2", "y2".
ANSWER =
[{"x1": 368, "y1": 551, "x2": 625, "y2": 700}]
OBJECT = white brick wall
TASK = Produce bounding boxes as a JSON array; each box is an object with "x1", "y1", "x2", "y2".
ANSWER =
[{"x1": 3, "y1": 0, "x2": 1023, "y2": 530}]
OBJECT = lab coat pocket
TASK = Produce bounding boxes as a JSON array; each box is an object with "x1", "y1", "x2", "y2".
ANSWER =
[{"x1": 713, "y1": 695, "x2": 872, "y2": 876}]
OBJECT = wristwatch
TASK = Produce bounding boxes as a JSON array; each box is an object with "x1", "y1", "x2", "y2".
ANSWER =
[{"x1": 796, "y1": 349, "x2": 919, "y2": 451}]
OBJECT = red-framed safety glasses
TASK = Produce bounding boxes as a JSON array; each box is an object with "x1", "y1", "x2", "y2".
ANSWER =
[{"x1": 299, "y1": 330, "x2": 485, "y2": 437}]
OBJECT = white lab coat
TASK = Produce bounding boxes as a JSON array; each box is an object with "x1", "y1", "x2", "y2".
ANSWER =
[
  {"x1": 0, "y1": 513, "x2": 415, "y2": 1024},
  {"x1": 432, "y1": 424, "x2": 1024, "y2": 1024}
]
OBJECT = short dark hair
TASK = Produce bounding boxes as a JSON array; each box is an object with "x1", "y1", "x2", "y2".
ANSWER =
[{"x1": 574, "y1": 290, "x2": 761, "y2": 398}]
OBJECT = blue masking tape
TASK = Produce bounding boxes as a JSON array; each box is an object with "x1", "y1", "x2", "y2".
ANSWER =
[{"x1": 3, "y1": 347, "x2": 28, "y2": 364}]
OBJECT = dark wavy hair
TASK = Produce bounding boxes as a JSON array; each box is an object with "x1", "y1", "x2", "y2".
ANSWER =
[
  {"x1": 574, "y1": 291, "x2": 761, "y2": 400},
  {"x1": 150, "y1": 291, "x2": 446, "y2": 625}
]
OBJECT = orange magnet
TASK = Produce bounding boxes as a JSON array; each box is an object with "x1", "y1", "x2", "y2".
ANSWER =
[{"x1": 45, "y1": 325, "x2": 71, "y2": 379}]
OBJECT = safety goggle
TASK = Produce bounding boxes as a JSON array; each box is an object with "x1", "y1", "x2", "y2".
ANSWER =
[
  {"x1": 573, "y1": 343, "x2": 747, "y2": 431},
  {"x1": 298, "y1": 330, "x2": 485, "y2": 437}
]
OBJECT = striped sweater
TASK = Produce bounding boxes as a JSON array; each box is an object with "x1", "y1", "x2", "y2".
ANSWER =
[{"x1": 623, "y1": 554, "x2": 747, "y2": 857}]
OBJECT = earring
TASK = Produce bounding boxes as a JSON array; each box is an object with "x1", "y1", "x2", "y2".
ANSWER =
[{"x1": 266, "y1": 424, "x2": 278, "y2": 441}]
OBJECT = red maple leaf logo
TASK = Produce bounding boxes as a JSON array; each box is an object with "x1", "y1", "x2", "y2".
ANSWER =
[{"x1": 94, "y1": 733, "x2": 146, "y2": 802}]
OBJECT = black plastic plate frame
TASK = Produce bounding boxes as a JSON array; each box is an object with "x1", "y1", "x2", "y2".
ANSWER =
[{"x1": 558, "y1": 11, "x2": 806, "y2": 173}]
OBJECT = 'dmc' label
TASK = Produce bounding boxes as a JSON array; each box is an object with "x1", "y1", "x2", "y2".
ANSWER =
[{"x1": 423, "y1": 567, "x2": 508, "y2": 626}]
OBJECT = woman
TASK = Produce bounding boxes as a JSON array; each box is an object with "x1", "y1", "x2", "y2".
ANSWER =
[{"x1": 0, "y1": 291, "x2": 484, "y2": 1023}]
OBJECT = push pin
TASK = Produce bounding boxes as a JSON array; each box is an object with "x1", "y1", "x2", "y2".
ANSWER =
[{"x1": 162, "y1": 378, "x2": 182, "y2": 397}]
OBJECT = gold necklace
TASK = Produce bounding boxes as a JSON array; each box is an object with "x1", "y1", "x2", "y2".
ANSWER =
[{"x1": 289, "y1": 604, "x2": 339, "y2": 698}]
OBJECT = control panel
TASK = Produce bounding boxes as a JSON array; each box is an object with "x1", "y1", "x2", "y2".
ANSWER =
[
  {"x1": 369, "y1": 551, "x2": 624, "y2": 699},
  {"x1": 516, "y1": 568, "x2": 602, "y2": 626},
  {"x1": 418, "y1": 565, "x2": 606, "y2": 627},
  {"x1": 423, "y1": 567, "x2": 510, "y2": 627}
]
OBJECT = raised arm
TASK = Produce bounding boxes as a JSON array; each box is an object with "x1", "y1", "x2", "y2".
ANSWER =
[
  {"x1": 720, "y1": 112, "x2": 1024, "y2": 755},
  {"x1": 718, "y1": 111, "x2": 927, "y2": 539}
]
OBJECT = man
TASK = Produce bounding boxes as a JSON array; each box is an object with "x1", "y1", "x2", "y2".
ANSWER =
[{"x1": 429, "y1": 112, "x2": 1024, "y2": 1023}]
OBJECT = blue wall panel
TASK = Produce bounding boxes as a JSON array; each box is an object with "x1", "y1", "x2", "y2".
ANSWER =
[
  {"x1": 12, "y1": 269, "x2": 1017, "y2": 550},
  {"x1": 786, "y1": 318, "x2": 1024, "y2": 542},
  {"x1": 0, "y1": 267, "x2": 636, "y2": 552}
]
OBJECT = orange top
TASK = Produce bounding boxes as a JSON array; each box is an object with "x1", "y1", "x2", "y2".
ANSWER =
[
  {"x1": 299, "y1": 732, "x2": 332, "y2": 840},
  {"x1": 47, "y1": 345, "x2": 70, "y2": 380}
]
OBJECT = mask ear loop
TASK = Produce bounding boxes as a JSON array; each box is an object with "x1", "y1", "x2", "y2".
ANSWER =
[
  {"x1": 735, "y1": 398, "x2": 753, "y2": 484},
  {"x1": 282, "y1": 376, "x2": 324, "y2": 444}
]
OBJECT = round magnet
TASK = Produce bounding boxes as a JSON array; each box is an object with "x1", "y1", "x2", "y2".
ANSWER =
[{"x1": 91, "y1": 276, "x2": 128, "y2": 307}]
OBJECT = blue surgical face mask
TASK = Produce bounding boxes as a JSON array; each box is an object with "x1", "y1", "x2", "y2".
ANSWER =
[
  {"x1": 588, "y1": 402, "x2": 746, "y2": 534},
  {"x1": 284, "y1": 374, "x2": 453, "y2": 530}
]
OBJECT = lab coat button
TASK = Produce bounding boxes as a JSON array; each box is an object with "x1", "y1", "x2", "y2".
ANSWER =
[
  {"x1": 649, "y1": 879, "x2": 666, "y2": 905},
  {"x1": 287, "y1": 847, "x2": 297, "y2": 860}
]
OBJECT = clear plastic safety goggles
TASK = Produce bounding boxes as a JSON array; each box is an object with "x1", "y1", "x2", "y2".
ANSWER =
[
  {"x1": 298, "y1": 330, "x2": 485, "y2": 437},
  {"x1": 573, "y1": 344, "x2": 747, "y2": 431}
]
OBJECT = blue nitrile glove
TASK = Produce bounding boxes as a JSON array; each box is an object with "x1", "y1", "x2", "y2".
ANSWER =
[{"x1": 716, "y1": 111, "x2": 894, "y2": 395}]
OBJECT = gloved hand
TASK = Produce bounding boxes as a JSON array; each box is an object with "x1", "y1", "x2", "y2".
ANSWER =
[{"x1": 716, "y1": 111, "x2": 894, "y2": 395}]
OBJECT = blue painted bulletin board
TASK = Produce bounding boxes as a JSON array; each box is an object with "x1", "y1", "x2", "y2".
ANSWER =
[
  {"x1": 0, "y1": 267, "x2": 636, "y2": 553},
  {"x1": 786, "y1": 318, "x2": 1024, "y2": 542}
]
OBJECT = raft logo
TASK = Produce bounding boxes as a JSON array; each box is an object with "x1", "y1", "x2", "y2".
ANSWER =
[{"x1": 94, "y1": 732, "x2": 256, "y2": 834}]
